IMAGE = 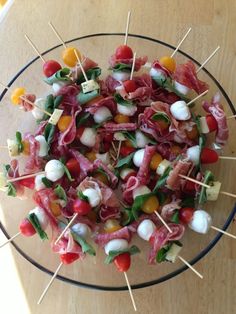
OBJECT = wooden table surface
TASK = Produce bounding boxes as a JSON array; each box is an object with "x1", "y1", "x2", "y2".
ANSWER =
[{"x1": 0, "y1": 1, "x2": 236, "y2": 313}]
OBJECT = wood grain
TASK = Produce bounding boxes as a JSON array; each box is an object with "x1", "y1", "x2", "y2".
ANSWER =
[{"x1": 0, "y1": 1, "x2": 236, "y2": 313}]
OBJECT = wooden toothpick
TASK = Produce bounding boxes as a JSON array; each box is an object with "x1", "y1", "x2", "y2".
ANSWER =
[
  {"x1": 178, "y1": 255, "x2": 203, "y2": 279},
  {"x1": 130, "y1": 52, "x2": 136, "y2": 80},
  {"x1": 24, "y1": 34, "x2": 46, "y2": 63},
  {"x1": 196, "y1": 46, "x2": 220, "y2": 73},
  {"x1": 48, "y1": 21, "x2": 67, "y2": 49},
  {"x1": 6, "y1": 171, "x2": 45, "y2": 184},
  {"x1": 186, "y1": 89, "x2": 208, "y2": 106},
  {"x1": 0, "y1": 232, "x2": 21, "y2": 249},
  {"x1": 54, "y1": 213, "x2": 78, "y2": 245},
  {"x1": 124, "y1": 271, "x2": 137, "y2": 312},
  {"x1": 211, "y1": 226, "x2": 236, "y2": 239},
  {"x1": 171, "y1": 27, "x2": 192, "y2": 58},
  {"x1": 154, "y1": 211, "x2": 173, "y2": 233},
  {"x1": 124, "y1": 11, "x2": 131, "y2": 45},
  {"x1": 74, "y1": 49, "x2": 88, "y2": 81}
]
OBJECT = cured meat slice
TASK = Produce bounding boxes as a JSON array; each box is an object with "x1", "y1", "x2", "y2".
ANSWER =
[
  {"x1": 103, "y1": 122, "x2": 137, "y2": 132},
  {"x1": 58, "y1": 109, "x2": 81, "y2": 145},
  {"x1": 166, "y1": 160, "x2": 192, "y2": 191},
  {"x1": 136, "y1": 145, "x2": 156, "y2": 185},
  {"x1": 19, "y1": 94, "x2": 36, "y2": 111},
  {"x1": 94, "y1": 226, "x2": 131, "y2": 247}
]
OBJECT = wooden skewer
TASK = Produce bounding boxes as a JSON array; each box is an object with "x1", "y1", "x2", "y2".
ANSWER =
[
  {"x1": 124, "y1": 11, "x2": 131, "y2": 45},
  {"x1": 24, "y1": 34, "x2": 46, "y2": 63},
  {"x1": 111, "y1": 141, "x2": 117, "y2": 153},
  {"x1": 196, "y1": 46, "x2": 220, "y2": 73},
  {"x1": 211, "y1": 225, "x2": 236, "y2": 240},
  {"x1": 227, "y1": 114, "x2": 236, "y2": 120},
  {"x1": 123, "y1": 271, "x2": 137, "y2": 312},
  {"x1": 219, "y1": 156, "x2": 236, "y2": 160},
  {"x1": 116, "y1": 140, "x2": 122, "y2": 160},
  {"x1": 110, "y1": 152, "x2": 116, "y2": 161},
  {"x1": 0, "y1": 232, "x2": 21, "y2": 248},
  {"x1": 170, "y1": 27, "x2": 192, "y2": 58},
  {"x1": 178, "y1": 255, "x2": 203, "y2": 279},
  {"x1": 186, "y1": 89, "x2": 208, "y2": 106},
  {"x1": 6, "y1": 171, "x2": 45, "y2": 184},
  {"x1": 74, "y1": 49, "x2": 88, "y2": 81},
  {"x1": 48, "y1": 21, "x2": 67, "y2": 49},
  {"x1": 154, "y1": 211, "x2": 172, "y2": 233},
  {"x1": 37, "y1": 262, "x2": 63, "y2": 305},
  {"x1": 130, "y1": 52, "x2": 136, "y2": 80},
  {"x1": 54, "y1": 213, "x2": 78, "y2": 245}
]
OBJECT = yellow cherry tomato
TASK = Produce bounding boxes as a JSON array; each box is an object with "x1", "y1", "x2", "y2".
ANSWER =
[
  {"x1": 104, "y1": 219, "x2": 122, "y2": 233},
  {"x1": 114, "y1": 114, "x2": 130, "y2": 124},
  {"x1": 159, "y1": 56, "x2": 176, "y2": 73},
  {"x1": 62, "y1": 47, "x2": 81, "y2": 67},
  {"x1": 22, "y1": 140, "x2": 30, "y2": 155},
  {"x1": 50, "y1": 202, "x2": 62, "y2": 217},
  {"x1": 57, "y1": 115, "x2": 72, "y2": 132},
  {"x1": 170, "y1": 145, "x2": 182, "y2": 155},
  {"x1": 85, "y1": 151, "x2": 97, "y2": 162},
  {"x1": 185, "y1": 125, "x2": 199, "y2": 140},
  {"x1": 141, "y1": 195, "x2": 160, "y2": 214},
  {"x1": 93, "y1": 172, "x2": 109, "y2": 185},
  {"x1": 150, "y1": 153, "x2": 163, "y2": 171},
  {"x1": 10, "y1": 87, "x2": 26, "y2": 105}
]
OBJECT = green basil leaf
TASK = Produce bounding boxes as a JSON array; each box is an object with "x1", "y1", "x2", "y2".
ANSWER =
[
  {"x1": 198, "y1": 170, "x2": 214, "y2": 204},
  {"x1": 114, "y1": 93, "x2": 133, "y2": 107},
  {"x1": 122, "y1": 131, "x2": 137, "y2": 148},
  {"x1": 3, "y1": 164, "x2": 10, "y2": 176},
  {"x1": 76, "y1": 67, "x2": 102, "y2": 84},
  {"x1": 72, "y1": 232, "x2": 96, "y2": 256},
  {"x1": 121, "y1": 207, "x2": 135, "y2": 226},
  {"x1": 115, "y1": 152, "x2": 135, "y2": 168},
  {"x1": 7, "y1": 182, "x2": 17, "y2": 197},
  {"x1": 76, "y1": 112, "x2": 91, "y2": 128},
  {"x1": 77, "y1": 89, "x2": 99, "y2": 105},
  {"x1": 44, "y1": 123, "x2": 55, "y2": 145},
  {"x1": 156, "y1": 244, "x2": 171, "y2": 263},
  {"x1": 77, "y1": 190, "x2": 89, "y2": 202},
  {"x1": 171, "y1": 210, "x2": 179, "y2": 224},
  {"x1": 131, "y1": 193, "x2": 154, "y2": 220},
  {"x1": 44, "y1": 68, "x2": 71, "y2": 85},
  {"x1": 152, "y1": 112, "x2": 170, "y2": 124},
  {"x1": 111, "y1": 63, "x2": 132, "y2": 72},
  {"x1": 153, "y1": 166, "x2": 172, "y2": 192},
  {"x1": 53, "y1": 95, "x2": 63, "y2": 109},
  {"x1": 41, "y1": 177, "x2": 53, "y2": 188},
  {"x1": 62, "y1": 164, "x2": 74, "y2": 182},
  {"x1": 180, "y1": 196, "x2": 195, "y2": 208},
  {"x1": 54, "y1": 185, "x2": 67, "y2": 203},
  {"x1": 15, "y1": 131, "x2": 24, "y2": 153},
  {"x1": 28, "y1": 213, "x2": 48, "y2": 240},
  {"x1": 105, "y1": 245, "x2": 140, "y2": 264},
  {"x1": 155, "y1": 191, "x2": 167, "y2": 206}
]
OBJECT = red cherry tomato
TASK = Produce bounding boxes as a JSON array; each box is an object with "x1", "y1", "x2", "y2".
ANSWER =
[
  {"x1": 206, "y1": 114, "x2": 218, "y2": 132},
  {"x1": 73, "y1": 198, "x2": 92, "y2": 215},
  {"x1": 103, "y1": 133, "x2": 114, "y2": 143},
  {"x1": 115, "y1": 45, "x2": 133, "y2": 59},
  {"x1": 19, "y1": 218, "x2": 36, "y2": 237},
  {"x1": 179, "y1": 207, "x2": 194, "y2": 224},
  {"x1": 76, "y1": 127, "x2": 85, "y2": 139},
  {"x1": 18, "y1": 177, "x2": 35, "y2": 189},
  {"x1": 60, "y1": 252, "x2": 80, "y2": 265},
  {"x1": 120, "y1": 146, "x2": 135, "y2": 157},
  {"x1": 184, "y1": 180, "x2": 196, "y2": 195},
  {"x1": 66, "y1": 158, "x2": 80, "y2": 176},
  {"x1": 200, "y1": 147, "x2": 218, "y2": 164},
  {"x1": 123, "y1": 170, "x2": 137, "y2": 182},
  {"x1": 123, "y1": 80, "x2": 137, "y2": 93},
  {"x1": 43, "y1": 60, "x2": 62, "y2": 77},
  {"x1": 114, "y1": 253, "x2": 131, "y2": 272}
]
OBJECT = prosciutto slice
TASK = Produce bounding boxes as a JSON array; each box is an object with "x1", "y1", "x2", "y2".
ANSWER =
[
  {"x1": 94, "y1": 227, "x2": 131, "y2": 247},
  {"x1": 58, "y1": 109, "x2": 81, "y2": 145},
  {"x1": 161, "y1": 199, "x2": 181, "y2": 221},
  {"x1": 136, "y1": 145, "x2": 156, "y2": 185},
  {"x1": 19, "y1": 94, "x2": 36, "y2": 112},
  {"x1": 122, "y1": 176, "x2": 140, "y2": 204},
  {"x1": 202, "y1": 93, "x2": 229, "y2": 146},
  {"x1": 166, "y1": 160, "x2": 192, "y2": 191},
  {"x1": 24, "y1": 133, "x2": 42, "y2": 173},
  {"x1": 151, "y1": 86, "x2": 180, "y2": 104},
  {"x1": 6, "y1": 159, "x2": 25, "y2": 197},
  {"x1": 103, "y1": 122, "x2": 137, "y2": 132},
  {"x1": 69, "y1": 149, "x2": 93, "y2": 182},
  {"x1": 104, "y1": 75, "x2": 121, "y2": 94},
  {"x1": 149, "y1": 223, "x2": 185, "y2": 264},
  {"x1": 151, "y1": 60, "x2": 172, "y2": 77},
  {"x1": 56, "y1": 84, "x2": 80, "y2": 111},
  {"x1": 85, "y1": 96, "x2": 117, "y2": 115},
  {"x1": 109, "y1": 54, "x2": 148, "y2": 71},
  {"x1": 173, "y1": 61, "x2": 209, "y2": 94},
  {"x1": 93, "y1": 159, "x2": 118, "y2": 188}
]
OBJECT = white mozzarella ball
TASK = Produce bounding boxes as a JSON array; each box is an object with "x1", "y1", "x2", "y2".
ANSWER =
[
  {"x1": 149, "y1": 68, "x2": 166, "y2": 80},
  {"x1": 93, "y1": 106, "x2": 112, "y2": 124},
  {"x1": 45, "y1": 159, "x2": 65, "y2": 182},
  {"x1": 188, "y1": 210, "x2": 212, "y2": 234},
  {"x1": 29, "y1": 206, "x2": 49, "y2": 230},
  {"x1": 133, "y1": 185, "x2": 151, "y2": 199},
  {"x1": 35, "y1": 135, "x2": 49, "y2": 157},
  {"x1": 135, "y1": 130, "x2": 150, "y2": 148},
  {"x1": 104, "y1": 239, "x2": 129, "y2": 255},
  {"x1": 52, "y1": 81, "x2": 69, "y2": 93},
  {"x1": 72, "y1": 223, "x2": 91, "y2": 238},
  {"x1": 35, "y1": 174, "x2": 47, "y2": 191},
  {"x1": 117, "y1": 103, "x2": 137, "y2": 116},
  {"x1": 170, "y1": 100, "x2": 191, "y2": 121},
  {"x1": 83, "y1": 188, "x2": 101, "y2": 207},
  {"x1": 156, "y1": 159, "x2": 171, "y2": 176},
  {"x1": 186, "y1": 145, "x2": 200, "y2": 165},
  {"x1": 95, "y1": 152, "x2": 110, "y2": 165},
  {"x1": 133, "y1": 149, "x2": 145, "y2": 167},
  {"x1": 80, "y1": 128, "x2": 97, "y2": 147},
  {"x1": 137, "y1": 219, "x2": 156, "y2": 241},
  {"x1": 174, "y1": 81, "x2": 190, "y2": 95},
  {"x1": 112, "y1": 71, "x2": 130, "y2": 82},
  {"x1": 32, "y1": 98, "x2": 46, "y2": 120}
]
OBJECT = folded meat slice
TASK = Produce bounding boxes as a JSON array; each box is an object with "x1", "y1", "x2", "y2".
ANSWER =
[
  {"x1": 166, "y1": 160, "x2": 192, "y2": 191},
  {"x1": 85, "y1": 96, "x2": 117, "y2": 115},
  {"x1": 19, "y1": 94, "x2": 36, "y2": 111},
  {"x1": 93, "y1": 159, "x2": 118, "y2": 188},
  {"x1": 136, "y1": 145, "x2": 156, "y2": 185},
  {"x1": 59, "y1": 109, "x2": 81, "y2": 145},
  {"x1": 24, "y1": 133, "x2": 42, "y2": 173},
  {"x1": 109, "y1": 54, "x2": 148, "y2": 71},
  {"x1": 103, "y1": 122, "x2": 137, "y2": 132},
  {"x1": 122, "y1": 176, "x2": 140, "y2": 204},
  {"x1": 94, "y1": 226, "x2": 131, "y2": 247},
  {"x1": 69, "y1": 149, "x2": 93, "y2": 182},
  {"x1": 161, "y1": 199, "x2": 181, "y2": 221}
]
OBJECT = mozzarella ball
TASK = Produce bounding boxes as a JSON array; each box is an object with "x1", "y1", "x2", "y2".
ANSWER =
[
  {"x1": 80, "y1": 128, "x2": 97, "y2": 147},
  {"x1": 35, "y1": 174, "x2": 47, "y2": 191},
  {"x1": 186, "y1": 145, "x2": 200, "y2": 165},
  {"x1": 32, "y1": 98, "x2": 46, "y2": 120},
  {"x1": 133, "y1": 148, "x2": 145, "y2": 167},
  {"x1": 95, "y1": 152, "x2": 110, "y2": 165},
  {"x1": 45, "y1": 159, "x2": 65, "y2": 182},
  {"x1": 149, "y1": 68, "x2": 166, "y2": 80},
  {"x1": 137, "y1": 219, "x2": 156, "y2": 241},
  {"x1": 83, "y1": 188, "x2": 101, "y2": 207},
  {"x1": 112, "y1": 71, "x2": 130, "y2": 82},
  {"x1": 35, "y1": 135, "x2": 49, "y2": 157},
  {"x1": 188, "y1": 210, "x2": 212, "y2": 234},
  {"x1": 174, "y1": 81, "x2": 189, "y2": 95},
  {"x1": 29, "y1": 206, "x2": 49, "y2": 230},
  {"x1": 93, "y1": 106, "x2": 112, "y2": 124},
  {"x1": 71, "y1": 223, "x2": 91, "y2": 238},
  {"x1": 135, "y1": 130, "x2": 150, "y2": 148},
  {"x1": 117, "y1": 103, "x2": 137, "y2": 116},
  {"x1": 133, "y1": 185, "x2": 151, "y2": 199},
  {"x1": 170, "y1": 100, "x2": 191, "y2": 121},
  {"x1": 104, "y1": 239, "x2": 129, "y2": 255},
  {"x1": 114, "y1": 132, "x2": 126, "y2": 141},
  {"x1": 52, "y1": 81, "x2": 69, "y2": 93}
]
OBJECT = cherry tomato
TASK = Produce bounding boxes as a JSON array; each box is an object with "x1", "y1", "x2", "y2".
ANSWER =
[
  {"x1": 22, "y1": 140, "x2": 30, "y2": 155},
  {"x1": 206, "y1": 114, "x2": 218, "y2": 132},
  {"x1": 73, "y1": 198, "x2": 92, "y2": 215},
  {"x1": 120, "y1": 146, "x2": 135, "y2": 157},
  {"x1": 60, "y1": 252, "x2": 80, "y2": 265},
  {"x1": 123, "y1": 80, "x2": 137, "y2": 93},
  {"x1": 185, "y1": 125, "x2": 199, "y2": 140},
  {"x1": 76, "y1": 127, "x2": 85, "y2": 139},
  {"x1": 43, "y1": 60, "x2": 62, "y2": 77},
  {"x1": 93, "y1": 172, "x2": 109, "y2": 185},
  {"x1": 200, "y1": 147, "x2": 218, "y2": 164},
  {"x1": 58, "y1": 115, "x2": 72, "y2": 132},
  {"x1": 115, "y1": 45, "x2": 133, "y2": 59},
  {"x1": 114, "y1": 114, "x2": 130, "y2": 124},
  {"x1": 19, "y1": 218, "x2": 36, "y2": 237},
  {"x1": 141, "y1": 195, "x2": 159, "y2": 214},
  {"x1": 62, "y1": 47, "x2": 81, "y2": 67},
  {"x1": 66, "y1": 158, "x2": 80, "y2": 176},
  {"x1": 103, "y1": 133, "x2": 114, "y2": 143},
  {"x1": 18, "y1": 177, "x2": 35, "y2": 189},
  {"x1": 159, "y1": 56, "x2": 176, "y2": 72},
  {"x1": 11, "y1": 87, "x2": 26, "y2": 105},
  {"x1": 114, "y1": 253, "x2": 131, "y2": 272},
  {"x1": 179, "y1": 207, "x2": 194, "y2": 224},
  {"x1": 104, "y1": 219, "x2": 122, "y2": 233},
  {"x1": 150, "y1": 153, "x2": 163, "y2": 171},
  {"x1": 85, "y1": 151, "x2": 97, "y2": 162},
  {"x1": 184, "y1": 180, "x2": 196, "y2": 194},
  {"x1": 50, "y1": 201, "x2": 62, "y2": 217}
]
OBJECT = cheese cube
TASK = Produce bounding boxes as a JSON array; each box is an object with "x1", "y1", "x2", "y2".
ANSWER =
[
  {"x1": 81, "y1": 80, "x2": 99, "y2": 94},
  {"x1": 165, "y1": 243, "x2": 182, "y2": 263},
  {"x1": 206, "y1": 181, "x2": 221, "y2": 201},
  {"x1": 156, "y1": 159, "x2": 171, "y2": 176},
  {"x1": 7, "y1": 139, "x2": 19, "y2": 157},
  {"x1": 48, "y1": 109, "x2": 64, "y2": 125},
  {"x1": 199, "y1": 116, "x2": 210, "y2": 134}
]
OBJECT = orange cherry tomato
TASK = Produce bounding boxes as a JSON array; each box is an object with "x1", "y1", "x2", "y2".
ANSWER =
[
  {"x1": 141, "y1": 195, "x2": 159, "y2": 214},
  {"x1": 58, "y1": 115, "x2": 72, "y2": 132},
  {"x1": 185, "y1": 125, "x2": 199, "y2": 140},
  {"x1": 62, "y1": 47, "x2": 81, "y2": 67},
  {"x1": 50, "y1": 202, "x2": 62, "y2": 217},
  {"x1": 11, "y1": 87, "x2": 26, "y2": 105},
  {"x1": 104, "y1": 219, "x2": 122, "y2": 233},
  {"x1": 159, "y1": 56, "x2": 176, "y2": 72},
  {"x1": 22, "y1": 140, "x2": 30, "y2": 155},
  {"x1": 150, "y1": 153, "x2": 163, "y2": 171},
  {"x1": 85, "y1": 151, "x2": 97, "y2": 162},
  {"x1": 93, "y1": 172, "x2": 109, "y2": 185},
  {"x1": 114, "y1": 114, "x2": 130, "y2": 124}
]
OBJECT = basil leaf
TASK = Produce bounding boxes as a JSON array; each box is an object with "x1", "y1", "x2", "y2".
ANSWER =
[
  {"x1": 54, "y1": 185, "x2": 67, "y2": 203},
  {"x1": 171, "y1": 210, "x2": 179, "y2": 224},
  {"x1": 72, "y1": 232, "x2": 96, "y2": 256},
  {"x1": 3, "y1": 164, "x2": 10, "y2": 176},
  {"x1": 181, "y1": 196, "x2": 195, "y2": 208},
  {"x1": 198, "y1": 170, "x2": 214, "y2": 204},
  {"x1": 44, "y1": 68, "x2": 71, "y2": 85},
  {"x1": 62, "y1": 164, "x2": 74, "y2": 182},
  {"x1": 28, "y1": 213, "x2": 48, "y2": 240},
  {"x1": 153, "y1": 166, "x2": 172, "y2": 192},
  {"x1": 76, "y1": 67, "x2": 102, "y2": 84},
  {"x1": 114, "y1": 93, "x2": 133, "y2": 107},
  {"x1": 53, "y1": 95, "x2": 63, "y2": 109},
  {"x1": 44, "y1": 123, "x2": 55, "y2": 145},
  {"x1": 94, "y1": 167, "x2": 110, "y2": 182},
  {"x1": 77, "y1": 190, "x2": 89, "y2": 202},
  {"x1": 115, "y1": 152, "x2": 135, "y2": 168},
  {"x1": 7, "y1": 182, "x2": 17, "y2": 197},
  {"x1": 15, "y1": 131, "x2": 24, "y2": 153},
  {"x1": 155, "y1": 191, "x2": 167, "y2": 206},
  {"x1": 41, "y1": 177, "x2": 53, "y2": 188},
  {"x1": 111, "y1": 63, "x2": 132, "y2": 72},
  {"x1": 121, "y1": 207, "x2": 135, "y2": 226},
  {"x1": 105, "y1": 245, "x2": 140, "y2": 264},
  {"x1": 132, "y1": 193, "x2": 154, "y2": 220},
  {"x1": 77, "y1": 89, "x2": 99, "y2": 105},
  {"x1": 122, "y1": 131, "x2": 137, "y2": 148},
  {"x1": 76, "y1": 112, "x2": 91, "y2": 128},
  {"x1": 156, "y1": 244, "x2": 171, "y2": 263},
  {"x1": 152, "y1": 112, "x2": 170, "y2": 124}
]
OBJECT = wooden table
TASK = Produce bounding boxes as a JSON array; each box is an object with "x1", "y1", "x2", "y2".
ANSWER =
[{"x1": 0, "y1": 1, "x2": 236, "y2": 313}]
